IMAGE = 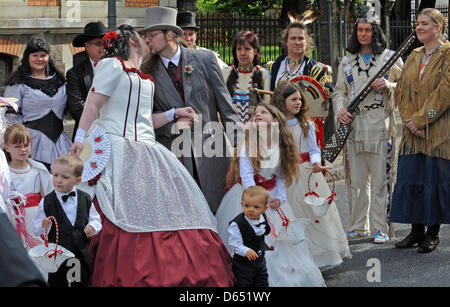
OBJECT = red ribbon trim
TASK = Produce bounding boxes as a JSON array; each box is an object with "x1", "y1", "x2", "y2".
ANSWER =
[{"x1": 113, "y1": 57, "x2": 155, "y2": 82}]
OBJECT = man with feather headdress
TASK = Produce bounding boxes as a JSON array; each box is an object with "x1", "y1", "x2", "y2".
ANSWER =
[
  {"x1": 333, "y1": 0, "x2": 403, "y2": 244},
  {"x1": 268, "y1": 9, "x2": 334, "y2": 147}
]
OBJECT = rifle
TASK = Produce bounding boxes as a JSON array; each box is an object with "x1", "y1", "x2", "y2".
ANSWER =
[{"x1": 322, "y1": 31, "x2": 416, "y2": 163}]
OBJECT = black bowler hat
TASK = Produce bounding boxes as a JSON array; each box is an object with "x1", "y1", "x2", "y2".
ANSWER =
[
  {"x1": 72, "y1": 21, "x2": 107, "y2": 47},
  {"x1": 176, "y1": 11, "x2": 200, "y2": 30}
]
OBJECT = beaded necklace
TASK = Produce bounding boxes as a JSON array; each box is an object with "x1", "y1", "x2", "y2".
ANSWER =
[
  {"x1": 419, "y1": 44, "x2": 442, "y2": 81},
  {"x1": 233, "y1": 65, "x2": 255, "y2": 122}
]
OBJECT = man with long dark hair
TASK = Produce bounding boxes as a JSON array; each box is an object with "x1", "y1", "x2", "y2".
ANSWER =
[{"x1": 333, "y1": 0, "x2": 403, "y2": 244}]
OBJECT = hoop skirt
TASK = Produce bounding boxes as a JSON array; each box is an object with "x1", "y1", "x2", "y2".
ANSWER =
[{"x1": 80, "y1": 57, "x2": 234, "y2": 286}]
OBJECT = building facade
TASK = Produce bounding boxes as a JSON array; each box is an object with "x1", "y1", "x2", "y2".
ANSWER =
[{"x1": 0, "y1": 0, "x2": 177, "y2": 93}]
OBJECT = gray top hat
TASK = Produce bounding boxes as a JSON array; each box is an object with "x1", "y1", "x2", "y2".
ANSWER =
[{"x1": 141, "y1": 6, "x2": 183, "y2": 36}]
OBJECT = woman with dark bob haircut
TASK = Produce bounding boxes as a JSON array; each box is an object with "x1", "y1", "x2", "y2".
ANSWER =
[
  {"x1": 221, "y1": 30, "x2": 271, "y2": 123},
  {"x1": 4, "y1": 36, "x2": 71, "y2": 170}
]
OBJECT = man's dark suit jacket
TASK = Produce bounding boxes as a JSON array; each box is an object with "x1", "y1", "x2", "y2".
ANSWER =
[{"x1": 66, "y1": 57, "x2": 94, "y2": 141}]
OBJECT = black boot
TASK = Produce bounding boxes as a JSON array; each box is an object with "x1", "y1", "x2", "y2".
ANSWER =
[
  {"x1": 418, "y1": 224, "x2": 440, "y2": 253},
  {"x1": 395, "y1": 224, "x2": 425, "y2": 248}
]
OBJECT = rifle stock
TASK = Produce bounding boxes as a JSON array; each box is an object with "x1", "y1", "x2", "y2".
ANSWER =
[{"x1": 322, "y1": 31, "x2": 416, "y2": 163}]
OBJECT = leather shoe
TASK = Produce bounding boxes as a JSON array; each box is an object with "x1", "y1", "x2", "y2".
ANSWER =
[
  {"x1": 418, "y1": 236, "x2": 439, "y2": 253},
  {"x1": 395, "y1": 233, "x2": 425, "y2": 248}
]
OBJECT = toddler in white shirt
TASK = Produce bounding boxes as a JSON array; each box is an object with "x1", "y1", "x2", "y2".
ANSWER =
[{"x1": 228, "y1": 186, "x2": 271, "y2": 287}]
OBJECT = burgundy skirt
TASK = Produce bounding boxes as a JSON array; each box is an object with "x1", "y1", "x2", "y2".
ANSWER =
[{"x1": 89, "y1": 198, "x2": 235, "y2": 287}]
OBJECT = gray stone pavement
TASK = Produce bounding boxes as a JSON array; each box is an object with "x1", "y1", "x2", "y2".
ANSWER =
[
  {"x1": 323, "y1": 184, "x2": 450, "y2": 287},
  {"x1": 321, "y1": 110, "x2": 450, "y2": 287},
  {"x1": 64, "y1": 112, "x2": 450, "y2": 287}
]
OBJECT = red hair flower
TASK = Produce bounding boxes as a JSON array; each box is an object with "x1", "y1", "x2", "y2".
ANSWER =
[{"x1": 102, "y1": 31, "x2": 118, "y2": 49}]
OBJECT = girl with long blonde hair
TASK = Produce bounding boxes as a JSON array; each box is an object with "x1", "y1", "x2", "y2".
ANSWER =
[{"x1": 216, "y1": 102, "x2": 325, "y2": 287}]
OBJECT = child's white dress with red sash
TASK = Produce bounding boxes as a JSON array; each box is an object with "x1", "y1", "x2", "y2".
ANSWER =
[
  {"x1": 287, "y1": 118, "x2": 351, "y2": 271},
  {"x1": 216, "y1": 144, "x2": 326, "y2": 286}
]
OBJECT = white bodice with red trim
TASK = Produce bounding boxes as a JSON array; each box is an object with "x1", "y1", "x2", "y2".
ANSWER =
[{"x1": 88, "y1": 57, "x2": 156, "y2": 145}]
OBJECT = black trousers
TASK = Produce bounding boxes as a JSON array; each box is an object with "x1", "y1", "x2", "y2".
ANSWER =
[{"x1": 232, "y1": 257, "x2": 269, "y2": 287}]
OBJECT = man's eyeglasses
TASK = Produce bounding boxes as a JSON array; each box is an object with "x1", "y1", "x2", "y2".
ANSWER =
[{"x1": 140, "y1": 31, "x2": 164, "y2": 40}]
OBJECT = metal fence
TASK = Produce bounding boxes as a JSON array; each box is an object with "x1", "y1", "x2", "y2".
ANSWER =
[
  {"x1": 196, "y1": 13, "x2": 284, "y2": 65},
  {"x1": 196, "y1": 5, "x2": 448, "y2": 66}
]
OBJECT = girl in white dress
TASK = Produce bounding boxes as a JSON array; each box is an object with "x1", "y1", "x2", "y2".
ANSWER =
[
  {"x1": 216, "y1": 102, "x2": 325, "y2": 286},
  {"x1": 270, "y1": 81, "x2": 351, "y2": 270},
  {"x1": 3, "y1": 124, "x2": 53, "y2": 249}
]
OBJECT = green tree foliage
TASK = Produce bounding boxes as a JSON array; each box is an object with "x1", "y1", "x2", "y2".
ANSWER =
[{"x1": 197, "y1": 0, "x2": 282, "y2": 15}]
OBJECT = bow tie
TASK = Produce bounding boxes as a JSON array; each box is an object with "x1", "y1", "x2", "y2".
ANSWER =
[
  {"x1": 255, "y1": 221, "x2": 266, "y2": 227},
  {"x1": 61, "y1": 191, "x2": 76, "y2": 202}
]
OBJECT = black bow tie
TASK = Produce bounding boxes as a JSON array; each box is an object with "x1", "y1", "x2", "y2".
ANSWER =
[
  {"x1": 62, "y1": 191, "x2": 76, "y2": 202},
  {"x1": 255, "y1": 221, "x2": 266, "y2": 227}
]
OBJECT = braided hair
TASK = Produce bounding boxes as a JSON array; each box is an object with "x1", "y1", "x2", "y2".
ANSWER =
[
  {"x1": 226, "y1": 31, "x2": 265, "y2": 101},
  {"x1": 418, "y1": 8, "x2": 448, "y2": 41},
  {"x1": 103, "y1": 24, "x2": 140, "y2": 60}
]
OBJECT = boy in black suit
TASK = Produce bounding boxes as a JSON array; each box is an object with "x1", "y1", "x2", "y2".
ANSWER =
[{"x1": 33, "y1": 154, "x2": 101, "y2": 287}]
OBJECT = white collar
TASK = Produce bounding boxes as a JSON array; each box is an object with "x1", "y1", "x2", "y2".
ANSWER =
[
  {"x1": 55, "y1": 188, "x2": 77, "y2": 198},
  {"x1": 244, "y1": 214, "x2": 265, "y2": 225},
  {"x1": 89, "y1": 57, "x2": 96, "y2": 70},
  {"x1": 287, "y1": 118, "x2": 299, "y2": 127},
  {"x1": 160, "y1": 45, "x2": 181, "y2": 69}
]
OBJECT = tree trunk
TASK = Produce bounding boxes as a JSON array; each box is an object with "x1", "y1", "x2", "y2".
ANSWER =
[{"x1": 418, "y1": 0, "x2": 437, "y2": 11}]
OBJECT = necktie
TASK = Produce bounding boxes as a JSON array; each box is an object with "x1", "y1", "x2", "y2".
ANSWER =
[
  {"x1": 62, "y1": 191, "x2": 76, "y2": 202},
  {"x1": 168, "y1": 61, "x2": 177, "y2": 77}
]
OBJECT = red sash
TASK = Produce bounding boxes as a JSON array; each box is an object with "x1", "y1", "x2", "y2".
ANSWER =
[
  {"x1": 299, "y1": 152, "x2": 310, "y2": 163},
  {"x1": 223, "y1": 174, "x2": 277, "y2": 194}
]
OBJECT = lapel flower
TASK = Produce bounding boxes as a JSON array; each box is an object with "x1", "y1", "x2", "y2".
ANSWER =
[{"x1": 184, "y1": 64, "x2": 194, "y2": 82}]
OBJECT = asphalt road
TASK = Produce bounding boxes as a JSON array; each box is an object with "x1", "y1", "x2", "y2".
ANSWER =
[{"x1": 322, "y1": 183, "x2": 450, "y2": 287}]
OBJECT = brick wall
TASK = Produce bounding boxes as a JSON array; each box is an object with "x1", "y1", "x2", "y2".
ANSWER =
[
  {"x1": 28, "y1": 0, "x2": 60, "y2": 6},
  {"x1": 125, "y1": 0, "x2": 159, "y2": 7}
]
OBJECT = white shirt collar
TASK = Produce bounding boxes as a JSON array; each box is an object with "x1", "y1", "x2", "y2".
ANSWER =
[
  {"x1": 89, "y1": 57, "x2": 96, "y2": 70},
  {"x1": 287, "y1": 118, "x2": 299, "y2": 127},
  {"x1": 55, "y1": 188, "x2": 77, "y2": 201},
  {"x1": 160, "y1": 45, "x2": 181, "y2": 69},
  {"x1": 244, "y1": 214, "x2": 265, "y2": 226}
]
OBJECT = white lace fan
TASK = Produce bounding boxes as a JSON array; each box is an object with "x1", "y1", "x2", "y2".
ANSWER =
[
  {"x1": 28, "y1": 216, "x2": 75, "y2": 273},
  {"x1": 304, "y1": 169, "x2": 336, "y2": 217},
  {"x1": 79, "y1": 125, "x2": 111, "y2": 182}
]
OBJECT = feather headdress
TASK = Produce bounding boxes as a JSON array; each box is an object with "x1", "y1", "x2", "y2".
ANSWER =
[
  {"x1": 356, "y1": 0, "x2": 381, "y2": 25},
  {"x1": 287, "y1": 8, "x2": 321, "y2": 25}
]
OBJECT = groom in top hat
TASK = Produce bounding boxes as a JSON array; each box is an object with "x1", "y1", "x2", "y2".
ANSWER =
[
  {"x1": 141, "y1": 6, "x2": 241, "y2": 214},
  {"x1": 66, "y1": 21, "x2": 107, "y2": 141}
]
